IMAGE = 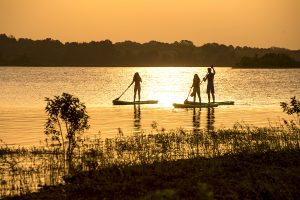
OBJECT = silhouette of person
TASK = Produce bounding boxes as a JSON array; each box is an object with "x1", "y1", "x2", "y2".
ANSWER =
[
  {"x1": 129, "y1": 72, "x2": 142, "y2": 102},
  {"x1": 203, "y1": 65, "x2": 216, "y2": 103},
  {"x1": 190, "y1": 74, "x2": 201, "y2": 103}
]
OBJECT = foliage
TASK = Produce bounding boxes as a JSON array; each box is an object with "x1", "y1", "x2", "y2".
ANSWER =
[
  {"x1": 2, "y1": 121, "x2": 300, "y2": 198},
  {"x1": 238, "y1": 53, "x2": 299, "y2": 67},
  {"x1": 3, "y1": 149, "x2": 300, "y2": 200},
  {"x1": 281, "y1": 96, "x2": 300, "y2": 116},
  {"x1": 280, "y1": 96, "x2": 300, "y2": 131},
  {"x1": 44, "y1": 93, "x2": 90, "y2": 163}
]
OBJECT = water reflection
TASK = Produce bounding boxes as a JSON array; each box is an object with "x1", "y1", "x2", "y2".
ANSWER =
[
  {"x1": 133, "y1": 104, "x2": 141, "y2": 132},
  {"x1": 192, "y1": 108, "x2": 201, "y2": 133},
  {"x1": 191, "y1": 107, "x2": 215, "y2": 132},
  {"x1": 206, "y1": 107, "x2": 215, "y2": 132}
]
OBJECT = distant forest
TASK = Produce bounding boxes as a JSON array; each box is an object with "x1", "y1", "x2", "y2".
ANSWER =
[{"x1": 0, "y1": 34, "x2": 299, "y2": 67}]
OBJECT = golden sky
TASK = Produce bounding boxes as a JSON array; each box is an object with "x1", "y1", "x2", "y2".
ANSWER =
[{"x1": 0, "y1": 0, "x2": 299, "y2": 49}]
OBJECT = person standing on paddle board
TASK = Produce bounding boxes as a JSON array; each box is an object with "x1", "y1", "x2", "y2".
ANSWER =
[
  {"x1": 203, "y1": 65, "x2": 216, "y2": 103},
  {"x1": 190, "y1": 74, "x2": 201, "y2": 103},
  {"x1": 129, "y1": 72, "x2": 142, "y2": 102}
]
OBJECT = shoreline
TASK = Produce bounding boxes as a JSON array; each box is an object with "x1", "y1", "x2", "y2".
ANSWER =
[
  {"x1": 1, "y1": 115, "x2": 300, "y2": 199},
  {"x1": 3, "y1": 148, "x2": 300, "y2": 199}
]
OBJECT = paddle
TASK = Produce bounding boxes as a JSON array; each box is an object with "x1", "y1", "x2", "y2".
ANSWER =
[
  {"x1": 184, "y1": 86, "x2": 193, "y2": 103},
  {"x1": 114, "y1": 84, "x2": 131, "y2": 101}
]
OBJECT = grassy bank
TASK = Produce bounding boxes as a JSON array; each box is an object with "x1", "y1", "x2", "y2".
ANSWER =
[
  {"x1": 3, "y1": 148, "x2": 300, "y2": 200},
  {"x1": 1, "y1": 121, "x2": 299, "y2": 199}
]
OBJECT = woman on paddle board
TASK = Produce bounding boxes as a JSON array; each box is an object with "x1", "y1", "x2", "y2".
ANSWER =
[
  {"x1": 203, "y1": 65, "x2": 216, "y2": 103},
  {"x1": 190, "y1": 74, "x2": 201, "y2": 103},
  {"x1": 129, "y1": 72, "x2": 142, "y2": 102}
]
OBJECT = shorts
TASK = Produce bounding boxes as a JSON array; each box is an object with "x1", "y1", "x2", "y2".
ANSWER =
[{"x1": 207, "y1": 84, "x2": 214, "y2": 94}]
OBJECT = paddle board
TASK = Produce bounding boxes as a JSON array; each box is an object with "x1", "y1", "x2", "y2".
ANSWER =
[
  {"x1": 113, "y1": 100, "x2": 158, "y2": 105},
  {"x1": 184, "y1": 100, "x2": 234, "y2": 106},
  {"x1": 173, "y1": 103, "x2": 218, "y2": 108}
]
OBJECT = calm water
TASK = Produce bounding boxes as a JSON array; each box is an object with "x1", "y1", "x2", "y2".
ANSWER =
[{"x1": 0, "y1": 67, "x2": 299, "y2": 146}]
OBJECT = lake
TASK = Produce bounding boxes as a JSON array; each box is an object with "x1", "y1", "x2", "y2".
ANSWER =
[{"x1": 0, "y1": 67, "x2": 299, "y2": 146}]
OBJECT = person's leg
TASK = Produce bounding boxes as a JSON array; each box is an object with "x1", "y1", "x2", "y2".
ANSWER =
[
  {"x1": 192, "y1": 88, "x2": 196, "y2": 102},
  {"x1": 207, "y1": 85, "x2": 210, "y2": 103},
  {"x1": 197, "y1": 89, "x2": 201, "y2": 103},
  {"x1": 134, "y1": 86, "x2": 137, "y2": 102},
  {"x1": 137, "y1": 87, "x2": 141, "y2": 101},
  {"x1": 211, "y1": 85, "x2": 215, "y2": 103}
]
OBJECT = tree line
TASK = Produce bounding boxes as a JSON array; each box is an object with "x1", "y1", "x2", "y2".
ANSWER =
[
  {"x1": 0, "y1": 34, "x2": 299, "y2": 67},
  {"x1": 237, "y1": 53, "x2": 299, "y2": 68}
]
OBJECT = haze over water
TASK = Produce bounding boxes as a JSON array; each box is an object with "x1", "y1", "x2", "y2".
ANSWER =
[{"x1": 0, "y1": 67, "x2": 299, "y2": 146}]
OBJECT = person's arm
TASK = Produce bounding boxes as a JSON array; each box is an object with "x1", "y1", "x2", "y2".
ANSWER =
[
  {"x1": 129, "y1": 78, "x2": 134, "y2": 87},
  {"x1": 203, "y1": 74, "x2": 208, "y2": 82},
  {"x1": 212, "y1": 66, "x2": 216, "y2": 75}
]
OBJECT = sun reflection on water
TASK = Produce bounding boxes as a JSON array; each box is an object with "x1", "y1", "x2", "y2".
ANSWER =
[{"x1": 139, "y1": 67, "x2": 209, "y2": 107}]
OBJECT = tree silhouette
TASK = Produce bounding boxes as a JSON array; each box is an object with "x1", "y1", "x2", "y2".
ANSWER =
[
  {"x1": 45, "y1": 93, "x2": 90, "y2": 172},
  {"x1": 0, "y1": 33, "x2": 299, "y2": 67}
]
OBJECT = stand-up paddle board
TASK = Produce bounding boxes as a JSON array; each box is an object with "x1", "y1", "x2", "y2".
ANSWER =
[
  {"x1": 173, "y1": 103, "x2": 218, "y2": 108},
  {"x1": 113, "y1": 100, "x2": 158, "y2": 105},
  {"x1": 184, "y1": 101, "x2": 234, "y2": 106}
]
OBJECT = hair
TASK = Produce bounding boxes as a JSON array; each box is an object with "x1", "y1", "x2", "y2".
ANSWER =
[
  {"x1": 208, "y1": 68, "x2": 211, "y2": 73},
  {"x1": 134, "y1": 72, "x2": 140, "y2": 78}
]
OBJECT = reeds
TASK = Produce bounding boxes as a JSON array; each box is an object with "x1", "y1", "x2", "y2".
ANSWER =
[{"x1": 1, "y1": 122, "x2": 299, "y2": 198}]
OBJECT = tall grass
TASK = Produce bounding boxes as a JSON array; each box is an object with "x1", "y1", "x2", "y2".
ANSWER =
[
  {"x1": 1, "y1": 121, "x2": 299, "y2": 198},
  {"x1": 0, "y1": 140, "x2": 65, "y2": 197}
]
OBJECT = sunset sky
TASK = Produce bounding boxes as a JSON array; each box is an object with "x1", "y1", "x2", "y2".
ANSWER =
[{"x1": 0, "y1": 0, "x2": 299, "y2": 50}]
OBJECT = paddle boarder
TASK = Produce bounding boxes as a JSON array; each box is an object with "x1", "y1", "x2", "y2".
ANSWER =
[
  {"x1": 190, "y1": 74, "x2": 201, "y2": 103},
  {"x1": 203, "y1": 65, "x2": 216, "y2": 103},
  {"x1": 129, "y1": 72, "x2": 142, "y2": 102}
]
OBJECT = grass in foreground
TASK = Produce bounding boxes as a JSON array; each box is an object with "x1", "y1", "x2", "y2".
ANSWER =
[
  {"x1": 1, "y1": 121, "x2": 300, "y2": 199},
  {"x1": 3, "y1": 148, "x2": 300, "y2": 200}
]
